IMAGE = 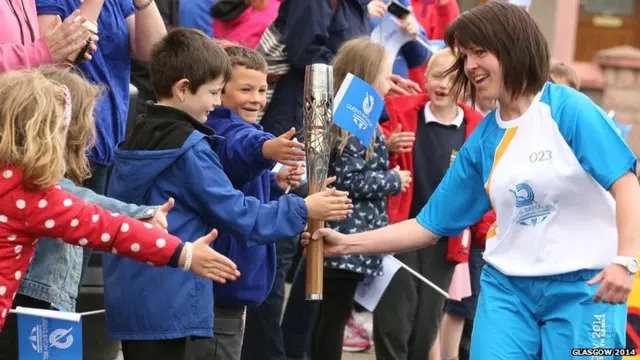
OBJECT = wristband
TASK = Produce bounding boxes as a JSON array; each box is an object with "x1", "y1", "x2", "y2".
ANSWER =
[
  {"x1": 182, "y1": 242, "x2": 193, "y2": 271},
  {"x1": 134, "y1": 0, "x2": 154, "y2": 11}
]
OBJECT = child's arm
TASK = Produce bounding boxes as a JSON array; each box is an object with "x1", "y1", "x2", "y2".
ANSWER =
[
  {"x1": 60, "y1": 177, "x2": 158, "y2": 222},
  {"x1": 184, "y1": 145, "x2": 310, "y2": 247},
  {"x1": 213, "y1": 119, "x2": 277, "y2": 187},
  {"x1": 24, "y1": 186, "x2": 183, "y2": 268},
  {"x1": 398, "y1": 0, "x2": 430, "y2": 70},
  {"x1": 334, "y1": 134, "x2": 402, "y2": 200}
]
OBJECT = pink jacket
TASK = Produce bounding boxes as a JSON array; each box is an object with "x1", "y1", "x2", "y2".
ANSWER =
[
  {"x1": 0, "y1": 0, "x2": 52, "y2": 72},
  {"x1": 213, "y1": 1, "x2": 280, "y2": 49}
]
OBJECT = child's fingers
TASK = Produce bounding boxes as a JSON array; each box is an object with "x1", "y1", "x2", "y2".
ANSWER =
[{"x1": 279, "y1": 160, "x2": 300, "y2": 167}]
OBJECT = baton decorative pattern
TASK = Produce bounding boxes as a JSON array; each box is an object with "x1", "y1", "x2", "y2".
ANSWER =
[{"x1": 303, "y1": 64, "x2": 334, "y2": 192}]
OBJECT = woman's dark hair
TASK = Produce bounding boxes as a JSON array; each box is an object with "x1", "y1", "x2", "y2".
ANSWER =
[{"x1": 444, "y1": 2, "x2": 550, "y2": 105}]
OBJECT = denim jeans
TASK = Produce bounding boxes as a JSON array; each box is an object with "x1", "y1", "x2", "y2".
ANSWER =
[{"x1": 241, "y1": 236, "x2": 297, "y2": 360}]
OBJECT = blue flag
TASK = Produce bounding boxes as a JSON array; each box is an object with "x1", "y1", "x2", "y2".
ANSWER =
[
  {"x1": 16, "y1": 307, "x2": 83, "y2": 360},
  {"x1": 333, "y1": 73, "x2": 385, "y2": 146}
]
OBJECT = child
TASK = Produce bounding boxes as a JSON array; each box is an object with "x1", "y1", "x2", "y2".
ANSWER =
[
  {"x1": 550, "y1": 61, "x2": 581, "y2": 90},
  {"x1": 203, "y1": 45, "x2": 306, "y2": 359},
  {"x1": 0, "y1": 68, "x2": 239, "y2": 331},
  {"x1": 308, "y1": 37, "x2": 412, "y2": 360},
  {"x1": 103, "y1": 28, "x2": 353, "y2": 360},
  {"x1": 376, "y1": 48, "x2": 495, "y2": 360},
  {"x1": 0, "y1": 67, "x2": 177, "y2": 359}
]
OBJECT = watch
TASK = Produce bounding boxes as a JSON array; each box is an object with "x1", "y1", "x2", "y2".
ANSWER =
[{"x1": 612, "y1": 256, "x2": 639, "y2": 274}]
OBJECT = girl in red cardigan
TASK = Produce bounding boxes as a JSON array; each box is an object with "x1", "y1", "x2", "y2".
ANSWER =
[{"x1": 0, "y1": 69, "x2": 240, "y2": 330}]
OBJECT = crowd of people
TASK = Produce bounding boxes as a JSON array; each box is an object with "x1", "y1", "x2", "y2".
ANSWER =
[{"x1": 0, "y1": 1, "x2": 638, "y2": 360}]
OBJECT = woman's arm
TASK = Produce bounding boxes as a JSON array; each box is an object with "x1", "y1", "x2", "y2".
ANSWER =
[
  {"x1": 126, "y1": 0, "x2": 167, "y2": 62},
  {"x1": 309, "y1": 141, "x2": 491, "y2": 257},
  {"x1": 347, "y1": 219, "x2": 440, "y2": 255},
  {"x1": 610, "y1": 171, "x2": 640, "y2": 257}
]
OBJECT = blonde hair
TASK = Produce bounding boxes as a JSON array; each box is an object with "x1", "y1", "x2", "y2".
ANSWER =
[
  {"x1": 426, "y1": 47, "x2": 457, "y2": 76},
  {"x1": 331, "y1": 37, "x2": 389, "y2": 161},
  {"x1": 550, "y1": 62, "x2": 580, "y2": 90},
  {"x1": 0, "y1": 69, "x2": 69, "y2": 190},
  {"x1": 39, "y1": 66, "x2": 100, "y2": 185}
]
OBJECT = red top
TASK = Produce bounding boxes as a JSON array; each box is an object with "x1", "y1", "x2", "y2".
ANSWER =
[
  {"x1": 0, "y1": 166, "x2": 182, "y2": 329},
  {"x1": 408, "y1": 0, "x2": 460, "y2": 91},
  {"x1": 381, "y1": 94, "x2": 496, "y2": 248}
]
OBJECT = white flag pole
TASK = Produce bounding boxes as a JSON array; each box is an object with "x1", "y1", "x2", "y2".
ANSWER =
[{"x1": 389, "y1": 256, "x2": 450, "y2": 298}]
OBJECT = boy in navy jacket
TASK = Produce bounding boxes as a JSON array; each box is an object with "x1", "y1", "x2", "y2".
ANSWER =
[
  {"x1": 103, "y1": 29, "x2": 353, "y2": 360},
  {"x1": 204, "y1": 44, "x2": 310, "y2": 359}
]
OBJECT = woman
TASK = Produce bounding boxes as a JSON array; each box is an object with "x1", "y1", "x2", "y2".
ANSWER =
[
  {"x1": 305, "y1": 3, "x2": 640, "y2": 359},
  {"x1": 0, "y1": 1, "x2": 96, "y2": 72}
]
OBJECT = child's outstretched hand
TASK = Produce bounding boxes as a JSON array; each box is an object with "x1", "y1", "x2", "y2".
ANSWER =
[
  {"x1": 181, "y1": 229, "x2": 241, "y2": 283},
  {"x1": 304, "y1": 177, "x2": 354, "y2": 221},
  {"x1": 262, "y1": 128, "x2": 305, "y2": 166},
  {"x1": 387, "y1": 124, "x2": 415, "y2": 153},
  {"x1": 144, "y1": 197, "x2": 175, "y2": 232},
  {"x1": 276, "y1": 163, "x2": 306, "y2": 191}
]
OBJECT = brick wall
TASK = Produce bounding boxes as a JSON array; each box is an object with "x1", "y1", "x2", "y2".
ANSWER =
[{"x1": 596, "y1": 46, "x2": 640, "y2": 155}]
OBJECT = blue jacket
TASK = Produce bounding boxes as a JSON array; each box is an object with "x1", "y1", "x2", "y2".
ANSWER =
[
  {"x1": 18, "y1": 178, "x2": 157, "y2": 312},
  {"x1": 260, "y1": 0, "x2": 371, "y2": 138},
  {"x1": 370, "y1": 0, "x2": 430, "y2": 79},
  {"x1": 205, "y1": 108, "x2": 285, "y2": 307},
  {"x1": 103, "y1": 104, "x2": 308, "y2": 340}
]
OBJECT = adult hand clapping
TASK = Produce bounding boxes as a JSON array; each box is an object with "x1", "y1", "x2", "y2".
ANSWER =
[{"x1": 43, "y1": 10, "x2": 99, "y2": 65}]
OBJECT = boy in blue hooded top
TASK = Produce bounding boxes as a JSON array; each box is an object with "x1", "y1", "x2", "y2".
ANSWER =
[
  {"x1": 204, "y1": 45, "x2": 308, "y2": 359},
  {"x1": 102, "y1": 28, "x2": 354, "y2": 360}
]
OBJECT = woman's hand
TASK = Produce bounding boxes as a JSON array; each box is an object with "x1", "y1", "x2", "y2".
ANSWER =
[
  {"x1": 386, "y1": 124, "x2": 415, "y2": 153},
  {"x1": 304, "y1": 177, "x2": 353, "y2": 221},
  {"x1": 43, "y1": 11, "x2": 99, "y2": 64},
  {"x1": 182, "y1": 230, "x2": 241, "y2": 283},
  {"x1": 144, "y1": 198, "x2": 174, "y2": 231},
  {"x1": 301, "y1": 228, "x2": 350, "y2": 257},
  {"x1": 588, "y1": 264, "x2": 635, "y2": 304},
  {"x1": 368, "y1": 0, "x2": 387, "y2": 19}
]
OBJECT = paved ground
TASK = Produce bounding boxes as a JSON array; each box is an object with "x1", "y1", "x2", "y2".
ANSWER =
[{"x1": 282, "y1": 284, "x2": 376, "y2": 360}]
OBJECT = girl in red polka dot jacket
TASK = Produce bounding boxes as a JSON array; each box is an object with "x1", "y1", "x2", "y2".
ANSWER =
[{"x1": 0, "y1": 68, "x2": 241, "y2": 331}]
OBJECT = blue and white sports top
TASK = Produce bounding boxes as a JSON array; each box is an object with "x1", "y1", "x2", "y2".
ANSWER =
[{"x1": 417, "y1": 82, "x2": 637, "y2": 276}]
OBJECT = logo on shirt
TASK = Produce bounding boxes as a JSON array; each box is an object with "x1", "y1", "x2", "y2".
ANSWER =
[
  {"x1": 450, "y1": 149, "x2": 459, "y2": 168},
  {"x1": 509, "y1": 183, "x2": 554, "y2": 226}
]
